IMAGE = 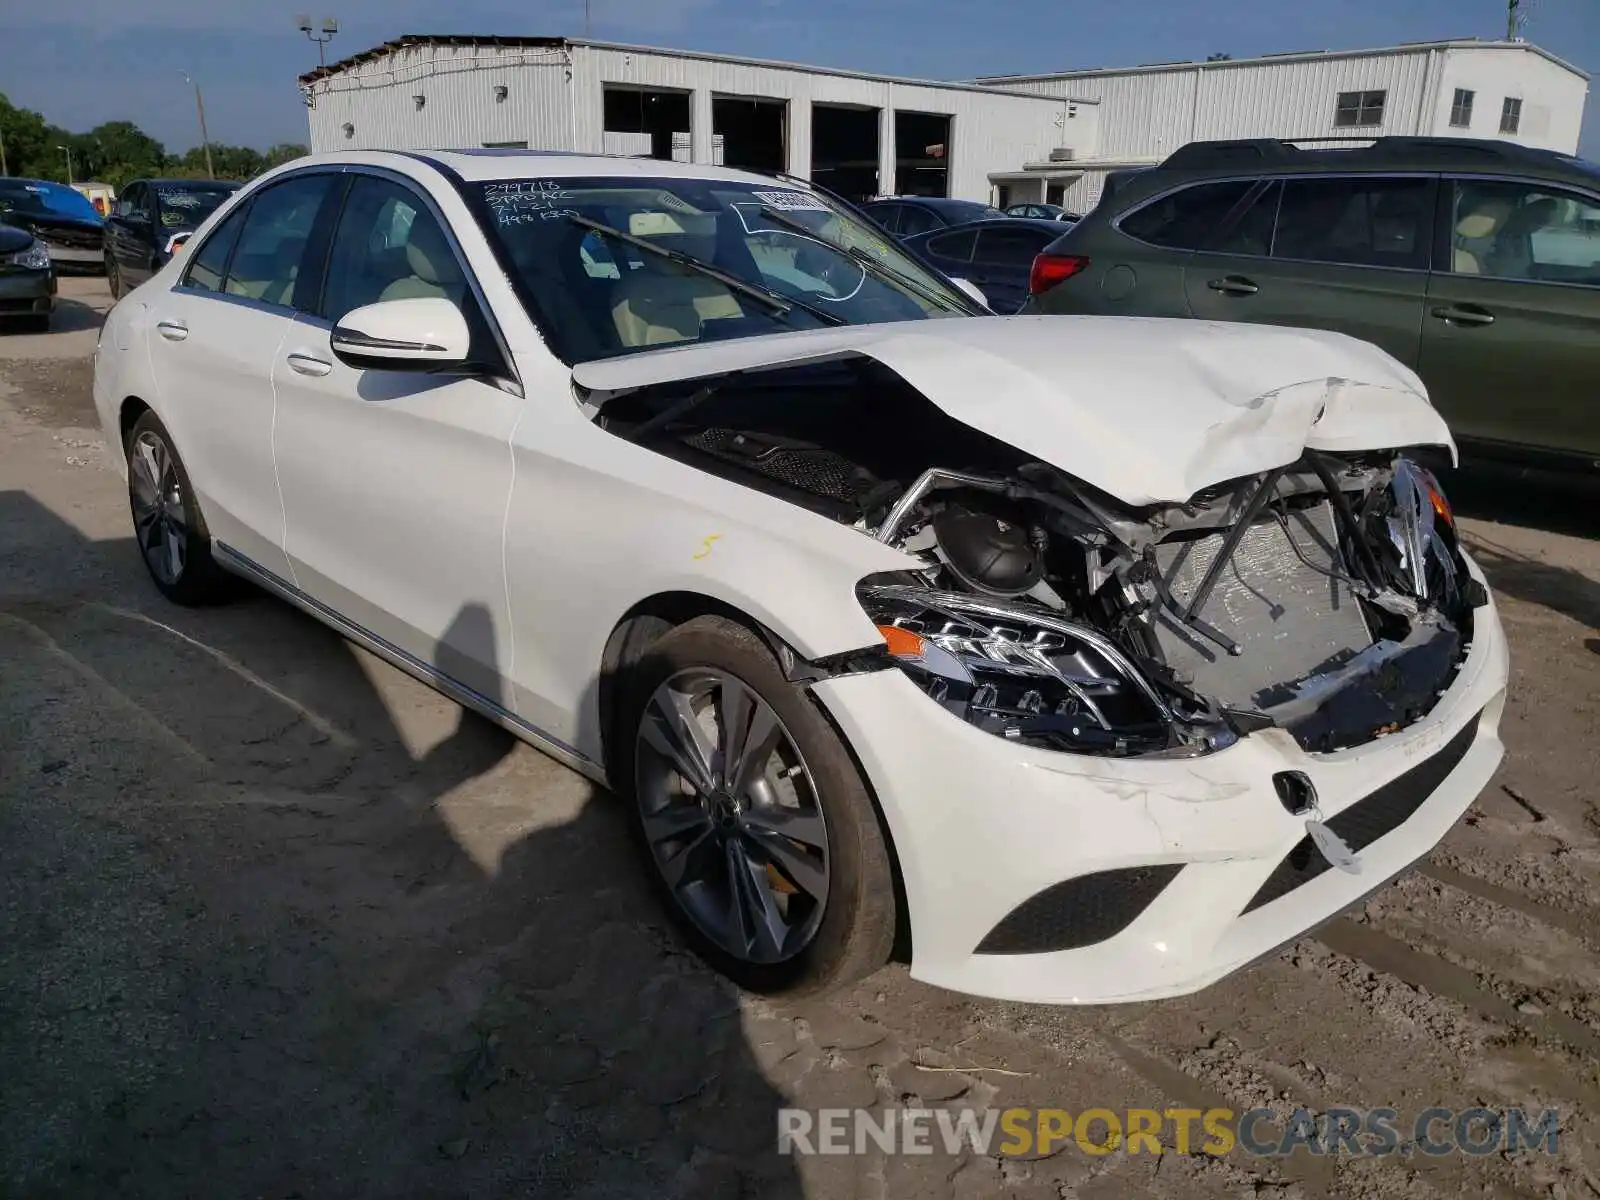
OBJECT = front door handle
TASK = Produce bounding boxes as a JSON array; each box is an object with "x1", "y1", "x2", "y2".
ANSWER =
[
  {"x1": 155, "y1": 318, "x2": 188, "y2": 341},
  {"x1": 286, "y1": 351, "x2": 333, "y2": 377},
  {"x1": 1431, "y1": 304, "x2": 1495, "y2": 327},
  {"x1": 1207, "y1": 276, "x2": 1259, "y2": 296}
]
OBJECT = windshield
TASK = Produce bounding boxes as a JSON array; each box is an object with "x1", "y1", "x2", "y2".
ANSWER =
[
  {"x1": 474, "y1": 176, "x2": 975, "y2": 363},
  {"x1": 0, "y1": 180, "x2": 102, "y2": 223},
  {"x1": 155, "y1": 184, "x2": 237, "y2": 229}
]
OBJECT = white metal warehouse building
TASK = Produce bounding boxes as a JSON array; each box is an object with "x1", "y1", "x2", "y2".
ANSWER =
[{"x1": 299, "y1": 35, "x2": 1589, "y2": 211}]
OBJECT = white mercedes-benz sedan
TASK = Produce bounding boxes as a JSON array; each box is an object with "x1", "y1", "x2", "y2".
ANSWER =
[{"x1": 93, "y1": 150, "x2": 1508, "y2": 1004}]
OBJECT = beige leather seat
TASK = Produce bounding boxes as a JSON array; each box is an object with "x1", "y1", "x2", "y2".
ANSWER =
[
  {"x1": 1485, "y1": 197, "x2": 1558, "y2": 278},
  {"x1": 611, "y1": 267, "x2": 743, "y2": 347},
  {"x1": 380, "y1": 219, "x2": 461, "y2": 303},
  {"x1": 1452, "y1": 197, "x2": 1513, "y2": 274},
  {"x1": 608, "y1": 211, "x2": 742, "y2": 347}
]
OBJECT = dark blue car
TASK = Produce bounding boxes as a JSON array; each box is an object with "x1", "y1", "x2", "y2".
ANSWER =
[
  {"x1": 859, "y1": 196, "x2": 1007, "y2": 237},
  {"x1": 900, "y1": 218, "x2": 1063, "y2": 314}
]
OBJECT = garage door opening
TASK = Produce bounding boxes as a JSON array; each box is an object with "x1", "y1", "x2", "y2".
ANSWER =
[
  {"x1": 713, "y1": 96, "x2": 786, "y2": 173},
  {"x1": 895, "y1": 111, "x2": 950, "y2": 197},
  {"x1": 811, "y1": 104, "x2": 881, "y2": 202},
  {"x1": 603, "y1": 86, "x2": 691, "y2": 161}
]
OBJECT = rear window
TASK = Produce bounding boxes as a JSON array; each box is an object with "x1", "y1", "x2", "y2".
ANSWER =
[{"x1": 1118, "y1": 180, "x2": 1254, "y2": 250}]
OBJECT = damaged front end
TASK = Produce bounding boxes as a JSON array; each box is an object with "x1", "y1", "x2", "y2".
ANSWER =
[{"x1": 591, "y1": 355, "x2": 1485, "y2": 759}]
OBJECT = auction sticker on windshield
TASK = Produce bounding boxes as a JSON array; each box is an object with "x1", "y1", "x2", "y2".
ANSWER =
[{"x1": 753, "y1": 189, "x2": 829, "y2": 212}]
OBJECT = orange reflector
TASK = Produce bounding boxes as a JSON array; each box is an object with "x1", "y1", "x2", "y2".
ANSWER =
[
  {"x1": 877, "y1": 624, "x2": 924, "y2": 658},
  {"x1": 1426, "y1": 483, "x2": 1452, "y2": 525}
]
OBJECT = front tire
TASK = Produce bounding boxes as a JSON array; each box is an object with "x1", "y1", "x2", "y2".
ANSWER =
[
  {"x1": 125, "y1": 411, "x2": 234, "y2": 605},
  {"x1": 618, "y1": 615, "x2": 897, "y2": 996},
  {"x1": 105, "y1": 255, "x2": 123, "y2": 299}
]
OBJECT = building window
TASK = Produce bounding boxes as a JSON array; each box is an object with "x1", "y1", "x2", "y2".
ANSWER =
[
  {"x1": 1500, "y1": 97, "x2": 1523, "y2": 135},
  {"x1": 1334, "y1": 90, "x2": 1387, "y2": 128},
  {"x1": 1450, "y1": 89, "x2": 1475, "y2": 128}
]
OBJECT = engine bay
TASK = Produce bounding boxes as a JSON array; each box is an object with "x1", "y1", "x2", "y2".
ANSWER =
[{"x1": 591, "y1": 356, "x2": 1485, "y2": 758}]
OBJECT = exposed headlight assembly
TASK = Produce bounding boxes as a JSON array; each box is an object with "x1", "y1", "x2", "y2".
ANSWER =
[
  {"x1": 859, "y1": 583, "x2": 1232, "y2": 757},
  {"x1": 7, "y1": 241, "x2": 50, "y2": 271}
]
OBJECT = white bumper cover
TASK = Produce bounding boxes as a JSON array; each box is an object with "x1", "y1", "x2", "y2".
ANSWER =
[{"x1": 812, "y1": 570, "x2": 1508, "y2": 1006}]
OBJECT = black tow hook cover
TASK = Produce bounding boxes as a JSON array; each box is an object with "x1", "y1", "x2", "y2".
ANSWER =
[{"x1": 1273, "y1": 771, "x2": 1318, "y2": 816}]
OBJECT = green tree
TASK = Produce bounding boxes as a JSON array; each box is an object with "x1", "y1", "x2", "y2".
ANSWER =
[
  {"x1": 263, "y1": 143, "x2": 310, "y2": 169},
  {"x1": 0, "y1": 93, "x2": 59, "y2": 179},
  {"x1": 74, "y1": 120, "x2": 166, "y2": 189}
]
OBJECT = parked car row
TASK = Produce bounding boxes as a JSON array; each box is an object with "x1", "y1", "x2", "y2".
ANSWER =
[
  {"x1": 0, "y1": 175, "x2": 245, "y2": 331},
  {"x1": 1026, "y1": 136, "x2": 1600, "y2": 472},
  {"x1": 94, "y1": 149, "x2": 1508, "y2": 1005}
]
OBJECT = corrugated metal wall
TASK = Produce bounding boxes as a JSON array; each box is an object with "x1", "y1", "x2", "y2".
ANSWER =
[
  {"x1": 306, "y1": 42, "x2": 577, "y2": 153},
  {"x1": 996, "y1": 51, "x2": 1440, "y2": 163},
  {"x1": 305, "y1": 41, "x2": 1073, "y2": 201}
]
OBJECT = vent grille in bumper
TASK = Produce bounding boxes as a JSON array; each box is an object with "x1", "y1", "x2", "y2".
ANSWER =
[
  {"x1": 1242, "y1": 711, "x2": 1482, "y2": 914},
  {"x1": 975, "y1": 864, "x2": 1184, "y2": 956}
]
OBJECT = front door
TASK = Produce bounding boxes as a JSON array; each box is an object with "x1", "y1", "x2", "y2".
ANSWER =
[
  {"x1": 1184, "y1": 174, "x2": 1435, "y2": 370},
  {"x1": 1418, "y1": 177, "x2": 1600, "y2": 461},
  {"x1": 271, "y1": 172, "x2": 523, "y2": 704},
  {"x1": 144, "y1": 173, "x2": 338, "y2": 580}
]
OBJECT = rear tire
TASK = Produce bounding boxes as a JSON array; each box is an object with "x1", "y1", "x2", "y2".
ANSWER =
[
  {"x1": 617, "y1": 615, "x2": 897, "y2": 996},
  {"x1": 125, "y1": 411, "x2": 235, "y2": 606}
]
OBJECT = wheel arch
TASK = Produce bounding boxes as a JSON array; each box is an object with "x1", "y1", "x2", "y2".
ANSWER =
[
  {"x1": 118, "y1": 395, "x2": 152, "y2": 457},
  {"x1": 596, "y1": 590, "x2": 912, "y2": 961}
]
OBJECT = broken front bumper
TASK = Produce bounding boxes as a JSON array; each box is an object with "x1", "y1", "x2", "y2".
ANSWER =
[{"x1": 811, "y1": 559, "x2": 1508, "y2": 1005}]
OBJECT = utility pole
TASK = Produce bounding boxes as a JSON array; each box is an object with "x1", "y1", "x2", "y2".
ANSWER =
[
  {"x1": 57, "y1": 144, "x2": 73, "y2": 184},
  {"x1": 584, "y1": 0, "x2": 592, "y2": 36},
  {"x1": 181, "y1": 72, "x2": 214, "y2": 179}
]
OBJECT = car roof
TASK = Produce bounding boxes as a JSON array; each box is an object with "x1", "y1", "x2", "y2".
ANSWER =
[{"x1": 285, "y1": 149, "x2": 801, "y2": 189}]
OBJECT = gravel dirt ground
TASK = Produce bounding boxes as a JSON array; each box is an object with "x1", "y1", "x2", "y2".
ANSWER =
[{"x1": 3, "y1": 276, "x2": 1599, "y2": 1199}]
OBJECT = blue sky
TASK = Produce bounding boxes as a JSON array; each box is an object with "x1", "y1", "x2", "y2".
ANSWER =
[{"x1": 1, "y1": 0, "x2": 1595, "y2": 156}]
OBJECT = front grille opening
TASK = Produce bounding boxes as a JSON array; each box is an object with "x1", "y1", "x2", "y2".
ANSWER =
[{"x1": 975, "y1": 864, "x2": 1183, "y2": 955}]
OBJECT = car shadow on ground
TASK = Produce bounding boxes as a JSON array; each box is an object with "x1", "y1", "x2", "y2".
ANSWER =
[
  {"x1": 0, "y1": 489, "x2": 804, "y2": 1198},
  {"x1": 1442, "y1": 463, "x2": 1600, "y2": 634}
]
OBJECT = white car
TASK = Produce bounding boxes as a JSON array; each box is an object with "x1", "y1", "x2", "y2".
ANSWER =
[{"x1": 93, "y1": 151, "x2": 1508, "y2": 1004}]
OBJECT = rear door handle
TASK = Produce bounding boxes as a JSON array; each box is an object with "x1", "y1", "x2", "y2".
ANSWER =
[
  {"x1": 285, "y1": 351, "x2": 333, "y2": 377},
  {"x1": 1431, "y1": 305, "x2": 1495, "y2": 327},
  {"x1": 1207, "y1": 276, "x2": 1259, "y2": 296},
  {"x1": 155, "y1": 318, "x2": 188, "y2": 341}
]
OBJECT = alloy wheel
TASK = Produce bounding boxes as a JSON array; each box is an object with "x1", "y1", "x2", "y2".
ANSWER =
[
  {"x1": 129, "y1": 429, "x2": 187, "y2": 585},
  {"x1": 634, "y1": 667, "x2": 830, "y2": 964}
]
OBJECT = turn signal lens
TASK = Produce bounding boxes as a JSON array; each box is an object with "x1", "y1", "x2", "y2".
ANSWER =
[
  {"x1": 1029, "y1": 253, "x2": 1090, "y2": 295},
  {"x1": 876, "y1": 624, "x2": 924, "y2": 659}
]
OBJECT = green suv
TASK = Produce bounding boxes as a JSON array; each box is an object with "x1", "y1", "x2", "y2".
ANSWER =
[{"x1": 1028, "y1": 137, "x2": 1600, "y2": 473}]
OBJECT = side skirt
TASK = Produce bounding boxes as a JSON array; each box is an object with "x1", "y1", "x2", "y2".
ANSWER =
[{"x1": 214, "y1": 542, "x2": 610, "y2": 789}]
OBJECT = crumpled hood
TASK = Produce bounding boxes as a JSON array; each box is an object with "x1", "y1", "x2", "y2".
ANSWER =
[{"x1": 571, "y1": 314, "x2": 1454, "y2": 506}]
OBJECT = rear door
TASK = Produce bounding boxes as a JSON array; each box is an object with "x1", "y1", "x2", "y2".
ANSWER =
[
  {"x1": 917, "y1": 227, "x2": 977, "y2": 289},
  {"x1": 1184, "y1": 173, "x2": 1435, "y2": 368},
  {"x1": 143, "y1": 172, "x2": 340, "y2": 581},
  {"x1": 1040, "y1": 178, "x2": 1256, "y2": 316},
  {"x1": 1419, "y1": 177, "x2": 1600, "y2": 460},
  {"x1": 970, "y1": 223, "x2": 1060, "y2": 314}
]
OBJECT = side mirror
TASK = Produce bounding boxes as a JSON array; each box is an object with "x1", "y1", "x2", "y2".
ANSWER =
[
  {"x1": 949, "y1": 277, "x2": 991, "y2": 311},
  {"x1": 330, "y1": 297, "x2": 472, "y2": 371}
]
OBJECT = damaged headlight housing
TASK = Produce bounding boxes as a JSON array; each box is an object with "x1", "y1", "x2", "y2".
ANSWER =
[{"x1": 859, "y1": 583, "x2": 1224, "y2": 757}]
